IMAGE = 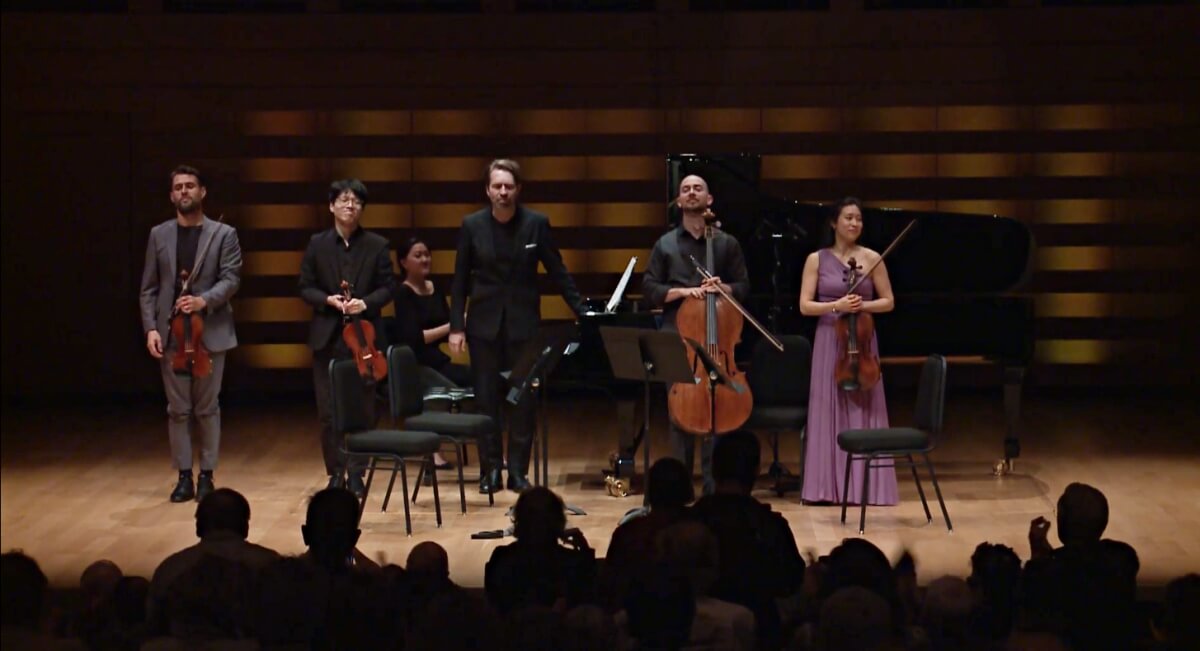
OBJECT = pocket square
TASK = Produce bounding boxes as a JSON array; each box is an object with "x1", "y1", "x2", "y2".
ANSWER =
[{"x1": 524, "y1": 243, "x2": 537, "y2": 249}]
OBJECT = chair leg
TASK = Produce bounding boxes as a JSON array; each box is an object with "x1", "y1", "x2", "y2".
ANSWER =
[
  {"x1": 482, "y1": 442, "x2": 494, "y2": 507},
  {"x1": 411, "y1": 463, "x2": 423, "y2": 504},
  {"x1": 382, "y1": 462, "x2": 399, "y2": 513},
  {"x1": 922, "y1": 453, "x2": 953, "y2": 532},
  {"x1": 768, "y1": 431, "x2": 784, "y2": 496},
  {"x1": 455, "y1": 442, "x2": 467, "y2": 515},
  {"x1": 840, "y1": 452, "x2": 854, "y2": 525},
  {"x1": 859, "y1": 454, "x2": 871, "y2": 535},
  {"x1": 398, "y1": 460, "x2": 413, "y2": 536},
  {"x1": 908, "y1": 454, "x2": 932, "y2": 523},
  {"x1": 357, "y1": 457, "x2": 375, "y2": 521},
  {"x1": 429, "y1": 454, "x2": 442, "y2": 528}
]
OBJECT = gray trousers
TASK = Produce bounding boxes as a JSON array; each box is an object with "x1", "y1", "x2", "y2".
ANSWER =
[{"x1": 159, "y1": 350, "x2": 226, "y2": 472}]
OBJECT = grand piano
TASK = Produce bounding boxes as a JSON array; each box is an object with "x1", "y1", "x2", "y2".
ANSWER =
[{"x1": 553, "y1": 153, "x2": 1035, "y2": 482}]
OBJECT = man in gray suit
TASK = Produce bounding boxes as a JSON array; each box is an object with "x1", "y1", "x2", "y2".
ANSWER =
[{"x1": 140, "y1": 165, "x2": 242, "y2": 503}]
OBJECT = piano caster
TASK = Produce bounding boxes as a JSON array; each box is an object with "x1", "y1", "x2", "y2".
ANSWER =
[
  {"x1": 605, "y1": 475, "x2": 630, "y2": 498},
  {"x1": 993, "y1": 458, "x2": 1014, "y2": 476}
]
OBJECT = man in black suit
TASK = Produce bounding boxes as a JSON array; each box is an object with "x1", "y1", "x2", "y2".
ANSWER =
[
  {"x1": 449, "y1": 159, "x2": 584, "y2": 493},
  {"x1": 299, "y1": 179, "x2": 395, "y2": 496}
]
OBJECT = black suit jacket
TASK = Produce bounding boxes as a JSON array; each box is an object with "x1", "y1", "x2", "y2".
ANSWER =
[
  {"x1": 298, "y1": 228, "x2": 395, "y2": 351},
  {"x1": 450, "y1": 205, "x2": 583, "y2": 342}
]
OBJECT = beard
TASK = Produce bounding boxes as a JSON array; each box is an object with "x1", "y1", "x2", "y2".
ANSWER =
[{"x1": 175, "y1": 197, "x2": 201, "y2": 215}]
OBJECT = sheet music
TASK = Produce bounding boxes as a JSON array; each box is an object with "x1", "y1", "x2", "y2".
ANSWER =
[{"x1": 605, "y1": 256, "x2": 638, "y2": 313}]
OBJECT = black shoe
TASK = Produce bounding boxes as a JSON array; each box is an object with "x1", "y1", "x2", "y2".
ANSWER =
[
  {"x1": 196, "y1": 471, "x2": 215, "y2": 502},
  {"x1": 479, "y1": 468, "x2": 502, "y2": 494},
  {"x1": 170, "y1": 471, "x2": 195, "y2": 503},
  {"x1": 506, "y1": 474, "x2": 532, "y2": 493},
  {"x1": 346, "y1": 473, "x2": 366, "y2": 499},
  {"x1": 327, "y1": 473, "x2": 344, "y2": 490}
]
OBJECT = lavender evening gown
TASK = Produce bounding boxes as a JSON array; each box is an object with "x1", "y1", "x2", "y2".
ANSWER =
[{"x1": 800, "y1": 249, "x2": 898, "y2": 505}]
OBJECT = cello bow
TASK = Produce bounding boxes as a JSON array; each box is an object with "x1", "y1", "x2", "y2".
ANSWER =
[{"x1": 687, "y1": 254, "x2": 784, "y2": 352}]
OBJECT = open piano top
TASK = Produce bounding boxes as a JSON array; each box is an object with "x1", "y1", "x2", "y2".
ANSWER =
[{"x1": 553, "y1": 153, "x2": 1036, "y2": 472}]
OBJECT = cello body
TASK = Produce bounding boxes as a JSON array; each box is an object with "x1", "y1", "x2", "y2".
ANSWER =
[{"x1": 667, "y1": 220, "x2": 753, "y2": 435}]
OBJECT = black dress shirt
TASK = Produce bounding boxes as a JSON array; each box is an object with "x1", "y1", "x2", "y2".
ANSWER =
[
  {"x1": 174, "y1": 225, "x2": 202, "y2": 298},
  {"x1": 642, "y1": 225, "x2": 750, "y2": 328}
]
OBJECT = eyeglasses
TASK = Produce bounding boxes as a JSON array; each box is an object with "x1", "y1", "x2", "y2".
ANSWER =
[{"x1": 335, "y1": 196, "x2": 363, "y2": 207}]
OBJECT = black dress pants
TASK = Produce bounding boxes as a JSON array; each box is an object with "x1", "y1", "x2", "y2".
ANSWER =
[{"x1": 468, "y1": 328, "x2": 533, "y2": 477}]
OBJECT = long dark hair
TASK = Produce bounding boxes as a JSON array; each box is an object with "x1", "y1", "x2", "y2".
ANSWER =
[
  {"x1": 822, "y1": 196, "x2": 863, "y2": 246},
  {"x1": 397, "y1": 236, "x2": 428, "y2": 280}
]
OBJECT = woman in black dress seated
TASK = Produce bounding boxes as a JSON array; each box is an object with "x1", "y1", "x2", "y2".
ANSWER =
[{"x1": 390, "y1": 236, "x2": 473, "y2": 467}]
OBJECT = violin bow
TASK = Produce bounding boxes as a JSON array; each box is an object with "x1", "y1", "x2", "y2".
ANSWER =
[
  {"x1": 179, "y1": 213, "x2": 226, "y2": 296},
  {"x1": 687, "y1": 254, "x2": 785, "y2": 352},
  {"x1": 846, "y1": 219, "x2": 917, "y2": 295},
  {"x1": 171, "y1": 213, "x2": 225, "y2": 317}
]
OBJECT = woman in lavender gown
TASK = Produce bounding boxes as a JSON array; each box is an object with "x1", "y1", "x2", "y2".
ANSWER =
[{"x1": 799, "y1": 197, "x2": 898, "y2": 505}]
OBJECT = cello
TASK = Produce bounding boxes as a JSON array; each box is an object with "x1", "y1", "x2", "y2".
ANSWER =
[
  {"x1": 339, "y1": 280, "x2": 387, "y2": 385},
  {"x1": 834, "y1": 219, "x2": 916, "y2": 391},
  {"x1": 667, "y1": 210, "x2": 784, "y2": 436},
  {"x1": 169, "y1": 215, "x2": 224, "y2": 378}
]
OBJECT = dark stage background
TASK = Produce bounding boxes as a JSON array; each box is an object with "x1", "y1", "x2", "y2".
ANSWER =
[{"x1": 2, "y1": 0, "x2": 1197, "y2": 401}]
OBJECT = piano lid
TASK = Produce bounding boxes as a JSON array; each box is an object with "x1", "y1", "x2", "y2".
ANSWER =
[
  {"x1": 666, "y1": 153, "x2": 1036, "y2": 365},
  {"x1": 666, "y1": 153, "x2": 1035, "y2": 296}
]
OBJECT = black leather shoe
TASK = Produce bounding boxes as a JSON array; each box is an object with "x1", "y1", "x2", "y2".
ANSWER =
[
  {"x1": 346, "y1": 473, "x2": 366, "y2": 499},
  {"x1": 327, "y1": 473, "x2": 344, "y2": 490},
  {"x1": 506, "y1": 474, "x2": 532, "y2": 493},
  {"x1": 170, "y1": 471, "x2": 195, "y2": 503},
  {"x1": 479, "y1": 468, "x2": 502, "y2": 494},
  {"x1": 196, "y1": 471, "x2": 215, "y2": 502}
]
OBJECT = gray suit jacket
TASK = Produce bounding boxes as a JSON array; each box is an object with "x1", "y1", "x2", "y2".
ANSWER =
[{"x1": 139, "y1": 216, "x2": 242, "y2": 352}]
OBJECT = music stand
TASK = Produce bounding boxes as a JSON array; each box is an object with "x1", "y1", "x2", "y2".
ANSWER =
[
  {"x1": 599, "y1": 327, "x2": 696, "y2": 502},
  {"x1": 505, "y1": 323, "x2": 584, "y2": 514},
  {"x1": 682, "y1": 335, "x2": 747, "y2": 440}
]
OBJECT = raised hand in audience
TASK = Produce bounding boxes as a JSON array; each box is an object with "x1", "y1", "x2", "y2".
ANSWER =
[{"x1": 1029, "y1": 516, "x2": 1053, "y2": 559}]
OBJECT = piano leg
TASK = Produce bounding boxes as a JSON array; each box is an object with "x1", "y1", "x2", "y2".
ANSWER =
[{"x1": 997, "y1": 365, "x2": 1025, "y2": 476}]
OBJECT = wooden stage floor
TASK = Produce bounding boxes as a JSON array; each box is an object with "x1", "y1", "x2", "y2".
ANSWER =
[{"x1": 3, "y1": 391, "x2": 1199, "y2": 590}]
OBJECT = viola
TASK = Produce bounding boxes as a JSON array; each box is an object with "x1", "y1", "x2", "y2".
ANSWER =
[
  {"x1": 340, "y1": 280, "x2": 387, "y2": 385},
  {"x1": 832, "y1": 219, "x2": 917, "y2": 392},
  {"x1": 834, "y1": 257, "x2": 881, "y2": 392},
  {"x1": 170, "y1": 268, "x2": 212, "y2": 378},
  {"x1": 667, "y1": 210, "x2": 778, "y2": 436}
]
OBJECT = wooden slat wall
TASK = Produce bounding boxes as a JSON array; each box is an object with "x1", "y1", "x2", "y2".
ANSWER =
[{"x1": 2, "y1": 4, "x2": 1197, "y2": 396}]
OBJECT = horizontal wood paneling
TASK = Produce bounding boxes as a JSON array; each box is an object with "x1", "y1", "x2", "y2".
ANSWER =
[{"x1": 2, "y1": 4, "x2": 1196, "y2": 394}]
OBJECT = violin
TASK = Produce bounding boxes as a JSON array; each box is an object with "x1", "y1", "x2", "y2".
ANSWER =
[
  {"x1": 169, "y1": 216, "x2": 224, "y2": 378},
  {"x1": 833, "y1": 219, "x2": 917, "y2": 392},
  {"x1": 667, "y1": 210, "x2": 782, "y2": 436},
  {"x1": 834, "y1": 257, "x2": 881, "y2": 392},
  {"x1": 170, "y1": 269, "x2": 212, "y2": 378},
  {"x1": 340, "y1": 280, "x2": 387, "y2": 385}
]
